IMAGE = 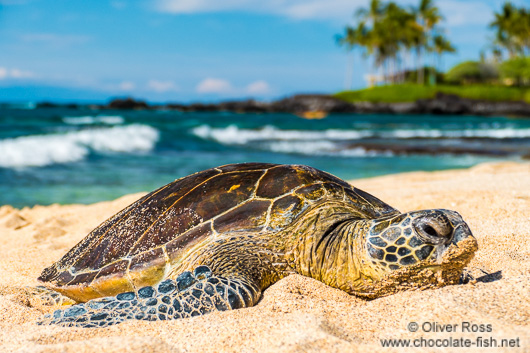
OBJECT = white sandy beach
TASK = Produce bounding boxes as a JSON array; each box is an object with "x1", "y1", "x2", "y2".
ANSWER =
[{"x1": 0, "y1": 161, "x2": 528, "y2": 352}]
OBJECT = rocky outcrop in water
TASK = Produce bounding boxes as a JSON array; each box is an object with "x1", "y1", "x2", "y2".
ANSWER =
[
  {"x1": 415, "y1": 93, "x2": 530, "y2": 116},
  {"x1": 272, "y1": 93, "x2": 530, "y2": 116},
  {"x1": 45, "y1": 93, "x2": 530, "y2": 117},
  {"x1": 108, "y1": 98, "x2": 149, "y2": 110}
]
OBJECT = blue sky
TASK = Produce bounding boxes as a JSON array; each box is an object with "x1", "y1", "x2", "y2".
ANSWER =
[{"x1": 0, "y1": 0, "x2": 523, "y2": 102}]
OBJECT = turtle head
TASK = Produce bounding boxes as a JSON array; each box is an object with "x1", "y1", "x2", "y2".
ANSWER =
[{"x1": 349, "y1": 209, "x2": 478, "y2": 298}]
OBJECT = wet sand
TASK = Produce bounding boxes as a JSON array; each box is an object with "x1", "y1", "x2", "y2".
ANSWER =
[{"x1": 0, "y1": 161, "x2": 528, "y2": 352}]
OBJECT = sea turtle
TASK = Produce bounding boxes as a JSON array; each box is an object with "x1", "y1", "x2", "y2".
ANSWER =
[{"x1": 36, "y1": 163, "x2": 478, "y2": 328}]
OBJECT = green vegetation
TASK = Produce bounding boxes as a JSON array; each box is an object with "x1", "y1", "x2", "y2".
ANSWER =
[
  {"x1": 335, "y1": 84, "x2": 530, "y2": 103},
  {"x1": 500, "y1": 57, "x2": 530, "y2": 85},
  {"x1": 445, "y1": 61, "x2": 499, "y2": 84},
  {"x1": 335, "y1": 1, "x2": 530, "y2": 103}
]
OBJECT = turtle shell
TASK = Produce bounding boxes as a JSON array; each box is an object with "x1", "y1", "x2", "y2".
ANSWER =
[{"x1": 39, "y1": 163, "x2": 398, "y2": 301}]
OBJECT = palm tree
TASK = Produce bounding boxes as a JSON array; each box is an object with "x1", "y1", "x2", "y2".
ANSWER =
[
  {"x1": 355, "y1": 1, "x2": 410, "y2": 84},
  {"x1": 490, "y1": 2, "x2": 518, "y2": 58},
  {"x1": 375, "y1": 2, "x2": 407, "y2": 83},
  {"x1": 337, "y1": 25, "x2": 361, "y2": 89},
  {"x1": 490, "y1": 2, "x2": 530, "y2": 58},
  {"x1": 397, "y1": 8, "x2": 423, "y2": 83},
  {"x1": 355, "y1": 0, "x2": 385, "y2": 82},
  {"x1": 432, "y1": 34, "x2": 455, "y2": 83},
  {"x1": 414, "y1": 0, "x2": 442, "y2": 84},
  {"x1": 337, "y1": 0, "x2": 454, "y2": 87},
  {"x1": 337, "y1": 21, "x2": 374, "y2": 89},
  {"x1": 356, "y1": 0, "x2": 384, "y2": 25}
]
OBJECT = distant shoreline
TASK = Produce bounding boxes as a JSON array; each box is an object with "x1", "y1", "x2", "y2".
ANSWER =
[{"x1": 12, "y1": 92, "x2": 530, "y2": 117}]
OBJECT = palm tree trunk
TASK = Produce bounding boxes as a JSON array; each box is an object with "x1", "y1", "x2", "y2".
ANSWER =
[
  {"x1": 417, "y1": 48, "x2": 423, "y2": 85},
  {"x1": 433, "y1": 53, "x2": 437, "y2": 85},
  {"x1": 403, "y1": 50, "x2": 409, "y2": 83},
  {"x1": 344, "y1": 53, "x2": 354, "y2": 90}
]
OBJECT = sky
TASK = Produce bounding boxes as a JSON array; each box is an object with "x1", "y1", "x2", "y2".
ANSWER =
[{"x1": 0, "y1": 0, "x2": 524, "y2": 102}]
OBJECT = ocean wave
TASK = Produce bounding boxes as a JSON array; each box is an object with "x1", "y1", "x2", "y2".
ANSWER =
[
  {"x1": 191, "y1": 125, "x2": 371, "y2": 144},
  {"x1": 191, "y1": 124, "x2": 530, "y2": 143},
  {"x1": 63, "y1": 115, "x2": 125, "y2": 125},
  {"x1": 0, "y1": 124, "x2": 159, "y2": 168},
  {"x1": 192, "y1": 125, "x2": 392, "y2": 157},
  {"x1": 265, "y1": 140, "x2": 390, "y2": 157},
  {"x1": 389, "y1": 128, "x2": 530, "y2": 139}
]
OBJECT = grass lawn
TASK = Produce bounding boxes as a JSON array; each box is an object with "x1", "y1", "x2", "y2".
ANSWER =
[{"x1": 334, "y1": 84, "x2": 530, "y2": 103}]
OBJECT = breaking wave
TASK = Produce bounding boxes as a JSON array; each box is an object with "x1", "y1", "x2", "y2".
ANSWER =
[
  {"x1": 0, "y1": 124, "x2": 159, "y2": 168},
  {"x1": 63, "y1": 115, "x2": 125, "y2": 125},
  {"x1": 191, "y1": 124, "x2": 530, "y2": 143},
  {"x1": 190, "y1": 124, "x2": 530, "y2": 157},
  {"x1": 191, "y1": 125, "x2": 393, "y2": 157},
  {"x1": 264, "y1": 140, "x2": 391, "y2": 157},
  {"x1": 191, "y1": 125, "x2": 370, "y2": 144}
]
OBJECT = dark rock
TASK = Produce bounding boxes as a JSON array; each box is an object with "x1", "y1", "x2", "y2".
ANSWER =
[
  {"x1": 164, "y1": 103, "x2": 189, "y2": 111},
  {"x1": 187, "y1": 103, "x2": 220, "y2": 112},
  {"x1": 31, "y1": 92, "x2": 530, "y2": 116},
  {"x1": 413, "y1": 93, "x2": 530, "y2": 116},
  {"x1": 35, "y1": 102, "x2": 80, "y2": 109},
  {"x1": 107, "y1": 97, "x2": 149, "y2": 110},
  {"x1": 270, "y1": 94, "x2": 357, "y2": 113},
  {"x1": 36, "y1": 102, "x2": 61, "y2": 108},
  {"x1": 218, "y1": 100, "x2": 269, "y2": 113},
  {"x1": 416, "y1": 93, "x2": 472, "y2": 114}
]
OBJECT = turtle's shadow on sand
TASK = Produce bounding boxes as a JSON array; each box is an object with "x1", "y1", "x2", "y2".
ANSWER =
[
  {"x1": 460, "y1": 269, "x2": 503, "y2": 284},
  {"x1": 476, "y1": 270, "x2": 503, "y2": 283}
]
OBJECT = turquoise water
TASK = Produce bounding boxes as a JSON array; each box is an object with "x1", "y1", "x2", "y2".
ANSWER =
[{"x1": 1, "y1": 107, "x2": 529, "y2": 208}]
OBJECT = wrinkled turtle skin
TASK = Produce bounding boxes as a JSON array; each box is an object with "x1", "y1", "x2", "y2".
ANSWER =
[{"x1": 36, "y1": 163, "x2": 478, "y2": 327}]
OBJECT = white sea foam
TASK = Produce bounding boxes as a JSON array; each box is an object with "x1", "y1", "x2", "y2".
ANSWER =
[
  {"x1": 191, "y1": 125, "x2": 370, "y2": 144},
  {"x1": 265, "y1": 140, "x2": 389, "y2": 157},
  {"x1": 190, "y1": 124, "x2": 530, "y2": 157},
  {"x1": 192, "y1": 125, "x2": 392, "y2": 157},
  {"x1": 267, "y1": 140, "x2": 337, "y2": 155},
  {"x1": 63, "y1": 115, "x2": 125, "y2": 125},
  {"x1": 0, "y1": 124, "x2": 159, "y2": 168},
  {"x1": 386, "y1": 128, "x2": 530, "y2": 139},
  {"x1": 191, "y1": 124, "x2": 530, "y2": 143}
]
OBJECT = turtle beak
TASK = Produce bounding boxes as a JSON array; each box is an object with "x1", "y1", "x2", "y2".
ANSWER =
[
  {"x1": 441, "y1": 209, "x2": 474, "y2": 246},
  {"x1": 452, "y1": 222, "x2": 474, "y2": 245},
  {"x1": 438, "y1": 210, "x2": 476, "y2": 263},
  {"x1": 413, "y1": 209, "x2": 476, "y2": 263}
]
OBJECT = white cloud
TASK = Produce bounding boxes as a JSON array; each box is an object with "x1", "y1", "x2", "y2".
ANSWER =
[
  {"x1": 156, "y1": 0, "x2": 364, "y2": 21},
  {"x1": 196, "y1": 78, "x2": 233, "y2": 94},
  {"x1": 119, "y1": 81, "x2": 136, "y2": 91},
  {"x1": 246, "y1": 80, "x2": 271, "y2": 95},
  {"x1": 155, "y1": 0, "x2": 501, "y2": 27},
  {"x1": 147, "y1": 80, "x2": 178, "y2": 93},
  {"x1": 10, "y1": 68, "x2": 34, "y2": 79},
  {"x1": 0, "y1": 67, "x2": 35, "y2": 80},
  {"x1": 157, "y1": 0, "x2": 249, "y2": 14},
  {"x1": 278, "y1": 0, "x2": 364, "y2": 20}
]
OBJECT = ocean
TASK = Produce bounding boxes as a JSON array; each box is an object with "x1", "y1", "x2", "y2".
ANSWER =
[{"x1": 1, "y1": 106, "x2": 529, "y2": 208}]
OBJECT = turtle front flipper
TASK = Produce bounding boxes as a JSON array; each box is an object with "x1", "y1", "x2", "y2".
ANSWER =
[
  {"x1": 38, "y1": 266, "x2": 261, "y2": 328},
  {"x1": 28, "y1": 286, "x2": 77, "y2": 306}
]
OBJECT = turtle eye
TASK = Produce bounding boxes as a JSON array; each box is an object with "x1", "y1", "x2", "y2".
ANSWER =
[
  {"x1": 421, "y1": 224, "x2": 438, "y2": 237},
  {"x1": 413, "y1": 213, "x2": 453, "y2": 245}
]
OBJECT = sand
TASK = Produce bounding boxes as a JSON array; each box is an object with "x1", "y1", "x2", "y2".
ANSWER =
[{"x1": 0, "y1": 161, "x2": 528, "y2": 353}]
